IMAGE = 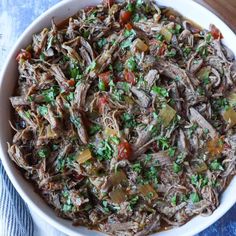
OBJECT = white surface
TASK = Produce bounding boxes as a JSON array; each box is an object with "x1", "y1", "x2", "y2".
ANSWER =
[
  {"x1": 30, "y1": 209, "x2": 67, "y2": 236},
  {"x1": 0, "y1": 0, "x2": 235, "y2": 235}
]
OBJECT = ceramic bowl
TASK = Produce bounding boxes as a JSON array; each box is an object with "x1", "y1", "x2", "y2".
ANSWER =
[{"x1": 0, "y1": 0, "x2": 235, "y2": 235}]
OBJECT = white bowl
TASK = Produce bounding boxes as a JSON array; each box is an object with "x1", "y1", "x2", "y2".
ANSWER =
[{"x1": 0, "y1": 0, "x2": 235, "y2": 235}]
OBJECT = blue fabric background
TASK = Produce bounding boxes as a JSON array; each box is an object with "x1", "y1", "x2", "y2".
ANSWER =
[{"x1": 0, "y1": 0, "x2": 235, "y2": 235}]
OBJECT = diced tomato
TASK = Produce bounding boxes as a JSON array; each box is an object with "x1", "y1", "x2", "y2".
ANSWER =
[
  {"x1": 158, "y1": 43, "x2": 167, "y2": 56},
  {"x1": 119, "y1": 10, "x2": 132, "y2": 24},
  {"x1": 210, "y1": 24, "x2": 223, "y2": 40},
  {"x1": 125, "y1": 23, "x2": 133, "y2": 30},
  {"x1": 98, "y1": 95, "x2": 109, "y2": 113},
  {"x1": 98, "y1": 71, "x2": 111, "y2": 88},
  {"x1": 117, "y1": 141, "x2": 132, "y2": 160},
  {"x1": 16, "y1": 50, "x2": 31, "y2": 62},
  {"x1": 99, "y1": 96, "x2": 108, "y2": 105},
  {"x1": 67, "y1": 79, "x2": 75, "y2": 87},
  {"x1": 103, "y1": 0, "x2": 114, "y2": 7},
  {"x1": 124, "y1": 70, "x2": 136, "y2": 85},
  {"x1": 72, "y1": 171, "x2": 84, "y2": 181},
  {"x1": 152, "y1": 142, "x2": 159, "y2": 152}
]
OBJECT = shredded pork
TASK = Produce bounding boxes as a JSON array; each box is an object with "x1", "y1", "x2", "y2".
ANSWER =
[{"x1": 8, "y1": 1, "x2": 236, "y2": 235}]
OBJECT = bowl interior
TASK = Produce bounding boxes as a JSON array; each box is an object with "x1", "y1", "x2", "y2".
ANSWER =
[{"x1": 0, "y1": 0, "x2": 235, "y2": 236}]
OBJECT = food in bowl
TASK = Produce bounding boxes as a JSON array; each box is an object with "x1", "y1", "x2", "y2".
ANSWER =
[{"x1": 7, "y1": 0, "x2": 236, "y2": 235}]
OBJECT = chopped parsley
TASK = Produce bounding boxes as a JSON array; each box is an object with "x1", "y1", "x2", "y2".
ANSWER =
[
  {"x1": 196, "y1": 45, "x2": 208, "y2": 58},
  {"x1": 173, "y1": 162, "x2": 182, "y2": 173},
  {"x1": 210, "y1": 160, "x2": 224, "y2": 171},
  {"x1": 130, "y1": 195, "x2": 139, "y2": 208},
  {"x1": 126, "y1": 57, "x2": 137, "y2": 71},
  {"x1": 24, "y1": 110, "x2": 31, "y2": 119},
  {"x1": 183, "y1": 47, "x2": 191, "y2": 57},
  {"x1": 151, "y1": 86, "x2": 169, "y2": 97},
  {"x1": 168, "y1": 147, "x2": 176, "y2": 158},
  {"x1": 98, "y1": 80, "x2": 106, "y2": 91},
  {"x1": 145, "y1": 166, "x2": 158, "y2": 183},
  {"x1": 112, "y1": 89, "x2": 124, "y2": 101},
  {"x1": 212, "y1": 98, "x2": 229, "y2": 112},
  {"x1": 132, "y1": 162, "x2": 142, "y2": 174},
  {"x1": 190, "y1": 192, "x2": 200, "y2": 203},
  {"x1": 89, "y1": 124, "x2": 101, "y2": 136},
  {"x1": 121, "y1": 30, "x2": 136, "y2": 49},
  {"x1": 86, "y1": 61, "x2": 96, "y2": 73},
  {"x1": 122, "y1": 113, "x2": 136, "y2": 128},
  {"x1": 167, "y1": 49, "x2": 177, "y2": 58},
  {"x1": 69, "y1": 63, "x2": 82, "y2": 81},
  {"x1": 156, "y1": 33, "x2": 164, "y2": 41},
  {"x1": 42, "y1": 86, "x2": 59, "y2": 103},
  {"x1": 39, "y1": 53, "x2": 46, "y2": 61},
  {"x1": 96, "y1": 140, "x2": 113, "y2": 161},
  {"x1": 37, "y1": 105, "x2": 48, "y2": 116},
  {"x1": 97, "y1": 37, "x2": 107, "y2": 49},
  {"x1": 191, "y1": 174, "x2": 208, "y2": 189},
  {"x1": 144, "y1": 154, "x2": 152, "y2": 165},
  {"x1": 176, "y1": 153, "x2": 185, "y2": 164},
  {"x1": 171, "y1": 195, "x2": 177, "y2": 206},
  {"x1": 102, "y1": 200, "x2": 110, "y2": 213},
  {"x1": 66, "y1": 92, "x2": 75, "y2": 102},
  {"x1": 62, "y1": 190, "x2": 74, "y2": 212},
  {"x1": 109, "y1": 136, "x2": 120, "y2": 145},
  {"x1": 126, "y1": 3, "x2": 135, "y2": 12},
  {"x1": 37, "y1": 148, "x2": 49, "y2": 159},
  {"x1": 114, "y1": 61, "x2": 124, "y2": 72},
  {"x1": 70, "y1": 116, "x2": 81, "y2": 129},
  {"x1": 158, "y1": 137, "x2": 169, "y2": 150},
  {"x1": 188, "y1": 123, "x2": 198, "y2": 136}
]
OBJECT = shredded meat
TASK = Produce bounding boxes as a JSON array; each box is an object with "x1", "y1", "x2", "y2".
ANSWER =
[{"x1": 8, "y1": 1, "x2": 236, "y2": 235}]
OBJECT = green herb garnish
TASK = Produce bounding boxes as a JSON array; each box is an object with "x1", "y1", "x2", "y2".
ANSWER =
[
  {"x1": 127, "y1": 57, "x2": 137, "y2": 71},
  {"x1": 96, "y1": 140, "x2": 113, "y2": 161},
  {"x1": 97, "y1": 38, "x2": 107, "y2": 49},
  {"x1": 152, "y1": 86, "x2": 169, "y2": 97},
  {"x1": 173, "y1": 162, "x2": 182, "y2": 173},
  {"x1": 190, "y1": 192, "x2": 200, "y2": 203},
  {"x1": 122, "y1": 113, "x2": 136, "y2": 128},
  {"x1": 89, "y1": 124, "x2": 101, "y2": 136},
  {"x1": 37, "y1": 148, "x2": 49, "y2": 158},
  {"x1": 210, "y1": 160, "x2": 224, "y2": 171},
  {"x1": 37, "y1": 105, "x2": 48, "y2": 116},
  {"x1": 132, "y1": 162, "x2": 142, "y2": 174}
]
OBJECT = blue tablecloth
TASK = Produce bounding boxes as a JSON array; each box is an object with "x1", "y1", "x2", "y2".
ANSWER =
[{"x1": 0, "y1": 0, "x2": 235, "y2": 235}]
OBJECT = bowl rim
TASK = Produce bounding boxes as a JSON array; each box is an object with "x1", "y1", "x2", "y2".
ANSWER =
[{"x1": 0, "y1": 0, "x2": 235, "y2": 236}]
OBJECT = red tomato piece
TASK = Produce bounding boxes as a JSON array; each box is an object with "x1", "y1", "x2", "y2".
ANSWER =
[
  {"x1": 98, "y1": 96, "x2": 109, "y2": 113},
  {"x1": 16, "y1": 50, "x2": 31, "y2": 62},
  {"x1": 125, "y1": 23, "x2": 133, "y2": 30},
  {"x1": 117, "y1": 141, "x2": 132, "y2": 160},
  {"x1": 158, "y1": 43, "x2": 167, "y2": 56},
  {"x1": 119, "y1": 10, "x2": 132, "y2": 24},
  {"x1": 99, "y1": 96, "x2": 108, "y2": 105},
  {"x1": 210, "y1": 24, "x2": 223, "y2": 40},
  {"x1": 98, "y1": 71, "x2": 111, "y2": 87},
  {"x1": 72, "y1": 171, "x2": 84, "y2": 181},
  {"x1": 152, "y1": 142, "x2": 159, "y2": 152},
  {"x1": 124, "y1": 70, "x2": 136, "y2": 85},
  {"x1": 67, "y1": 79, "x2": 75, "y2": 87}
]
